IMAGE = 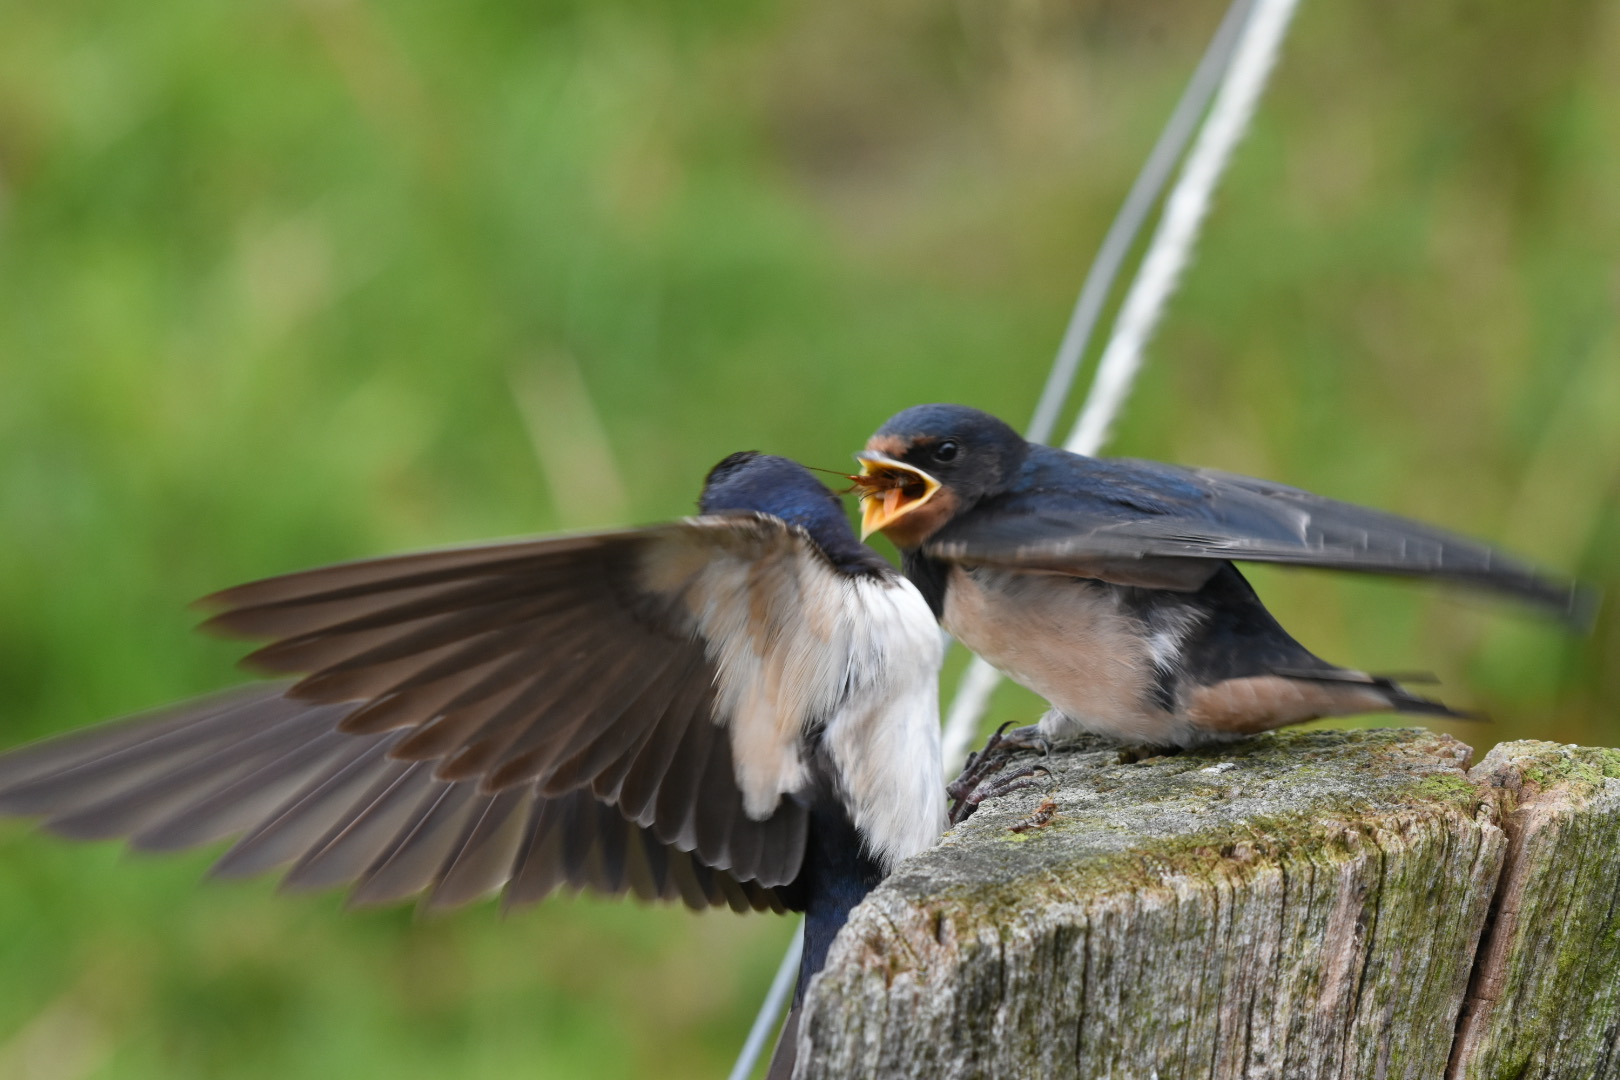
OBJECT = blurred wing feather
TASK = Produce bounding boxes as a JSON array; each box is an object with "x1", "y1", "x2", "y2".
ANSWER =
[
  {"x1": 0, "y1": 515, "x2": 918, "y2": 909},
  {"x1": 0, "y1": 686, "x2": 798, "y2": 912},
  {"x1": 194, "y1": 516, "x2": 849, "y2": 871},
  {"x1": 927, "y1": 451, "x2": 1592, "y2": 624}
]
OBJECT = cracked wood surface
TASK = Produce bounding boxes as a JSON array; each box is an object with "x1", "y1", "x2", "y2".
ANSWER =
[
  {"x1": 1450, "y1": 742, "x2": 1620, "y2": 1079},
  {"x1": 794, "y1": 729, "x2": 1620, "y2": 1080}
]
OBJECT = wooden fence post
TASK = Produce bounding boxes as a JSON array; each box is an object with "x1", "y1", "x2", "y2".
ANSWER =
[{"x1": 795, "y1": 728, "x2": 1620, "y2": 1080}]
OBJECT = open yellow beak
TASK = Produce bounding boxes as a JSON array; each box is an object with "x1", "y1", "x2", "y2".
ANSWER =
[{"x1": 853, "y1": 452, "x2": 942, "y2": 540}]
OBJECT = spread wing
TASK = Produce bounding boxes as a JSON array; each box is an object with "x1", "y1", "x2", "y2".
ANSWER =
[
  {"x1": 0, "y1": 687, "x2": 790, "y2": 912},
  {"x1": 0, "y1": 512, "x2": 906, "y2": 910},
  {"x1": 926, "y1": 450, "x2": 1593, "y2": 625}
]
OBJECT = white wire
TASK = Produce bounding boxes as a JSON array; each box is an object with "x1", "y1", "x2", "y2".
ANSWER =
[
  {"x1": 726, "y1": 921, "x2": 804, "y2": 1080},
  {"x1": 1027, "y1": 0, "x2": 1257, "y2": 447},
  {"x1": 941, "y1": 0, "x2": 1301, "y2": 771},
  {"x1": 939, "y1": 658, "x2": 1007, "y2": 769},
  {"x1": 941, "y1": 0, "x2": 1262, "y2": 773},
  {"x1": 729, "y1": 3, "x2": 1301, "y2": 1075},
  {"x1": 1066, "y1": 0, "x2": 1301, "y2": 457}
]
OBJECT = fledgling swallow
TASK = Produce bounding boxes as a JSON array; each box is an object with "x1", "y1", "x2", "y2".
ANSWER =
[
  {"x1": 0, "y1": 451, "x2": 945, "y2": 1077},
  {"x1": 854, "y1": 404, "x2": 1592, "y2": 761}
]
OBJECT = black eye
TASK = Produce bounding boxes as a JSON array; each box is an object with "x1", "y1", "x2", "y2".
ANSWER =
[{"x1": 932, "y1": 440, "x2": 960, "y2": 463}]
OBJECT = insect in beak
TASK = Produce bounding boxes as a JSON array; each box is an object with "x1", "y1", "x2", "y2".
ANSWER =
[{"x1": 852, "y1": 453, "x2": 942, "y2": 540}]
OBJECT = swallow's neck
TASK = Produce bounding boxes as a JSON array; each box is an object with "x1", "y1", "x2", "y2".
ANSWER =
[
  {"x1": 900, "y1": 549, "x2": 951, "y2": 618},
  {"x1": 809, "y1": 525, "x2": 893, "y2": 577}
]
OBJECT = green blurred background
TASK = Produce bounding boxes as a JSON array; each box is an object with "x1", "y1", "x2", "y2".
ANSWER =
[{"x1": 1, "y1": 0, "x2": 1616, "y2": 1076}]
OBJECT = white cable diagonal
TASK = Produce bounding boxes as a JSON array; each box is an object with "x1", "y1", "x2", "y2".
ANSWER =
[
  {"x1": 725, "y1": 921, "x2": 804, "y2": 1080},
  {"x1": 1027, "y1": 0, "x2": 1257, "y2": 447},
  {"x1": 941, "y1": 0, "x2": 1301, "y2": 773},
  {"x1": 1066, "y1": 0, "x2": 1301, "y2": 458},
  {"x1": 731, "y1": 2, "x2": 1300, "y2": 1075}
]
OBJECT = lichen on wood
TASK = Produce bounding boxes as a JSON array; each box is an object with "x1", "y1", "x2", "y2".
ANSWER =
[
  {"x1": 1448, "y1": 742, "x2": 1620, "y2": 1079},
  {"x1": 794, "y1": 728, "x2": 1620, "y2": 1079}
]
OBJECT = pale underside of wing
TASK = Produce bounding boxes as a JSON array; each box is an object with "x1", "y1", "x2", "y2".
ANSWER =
[
  {"x1": 0, "y1": 686, "x2": 796, "y2": 913},
  {"x1": 927, "y1": 454, "x2": 1592, "y2": 624}
]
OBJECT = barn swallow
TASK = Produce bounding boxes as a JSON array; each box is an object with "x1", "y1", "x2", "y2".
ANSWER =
[
  {"x1": 0, "y1": 451, "x2": 945, "y2": 1077},
  {"x1": 854, "y1": 404, "x2": 1590, "y2": 786}
]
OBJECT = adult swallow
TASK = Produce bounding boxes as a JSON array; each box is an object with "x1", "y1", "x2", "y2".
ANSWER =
[
  {"x1": 0, "y1": 451, "x2": 945, "y2": 1076},
  {"x1": 855, "y1": 403, "x2": 1591, "y2": 761}
]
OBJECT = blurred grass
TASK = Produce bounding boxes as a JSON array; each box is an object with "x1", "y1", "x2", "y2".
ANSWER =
[{"x1": 0, "y1": 0, "x2": 1616, "y2": 1076}]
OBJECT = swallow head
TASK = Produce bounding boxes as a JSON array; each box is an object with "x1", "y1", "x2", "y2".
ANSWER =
[
  {"x1": 701, "y1": 451, "x2": 885, "y2": 574},
  {"x1": 855, "y1": 404, "x2": 1029, "y2": 547},
  {"x1": 701, "y1": 451, "x2": 845, "y2": 527}
]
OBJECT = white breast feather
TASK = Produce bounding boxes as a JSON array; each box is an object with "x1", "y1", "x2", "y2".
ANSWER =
[
  {"x1": 639, "y1": 518, "x2": 946, "y2": 868},
  {"x1": 819, "y1": 575, "x2": 946, "y2": 870}
]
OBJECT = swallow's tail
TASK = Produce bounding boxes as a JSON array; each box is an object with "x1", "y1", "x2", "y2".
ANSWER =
[{"x1": 1269, "y1": 667, "x2": 1477, "y2": 721}]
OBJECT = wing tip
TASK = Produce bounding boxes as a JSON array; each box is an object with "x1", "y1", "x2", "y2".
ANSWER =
[
  {"x1": 192, "y1": 608, "x2": 256, "y2": 641},
  {"x1": 1561, "y1": 583, "x2": 1602, "y2": 633}
]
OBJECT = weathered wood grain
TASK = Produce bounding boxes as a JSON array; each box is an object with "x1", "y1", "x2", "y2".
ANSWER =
[
  {"x1": 1449, "y1": 741, "x2": 1620, "y2": 1079},
  {"x1": 796, "y1": 727, "x2": 1560, "y2": 1080}
]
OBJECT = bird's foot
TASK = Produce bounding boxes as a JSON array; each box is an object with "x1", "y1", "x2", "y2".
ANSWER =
[
  {"x1": 947, "y1": 723, "x2": 1053, "y2": 824},
  {"x1": 946, "y1": 723, "x2": 1049, "y2": 801},
  {"x1": 949, "y1": 764, "x2": 1050, "y2": 825}
]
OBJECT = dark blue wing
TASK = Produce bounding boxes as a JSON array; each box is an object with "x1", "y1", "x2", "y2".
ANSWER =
[{"x1": 925, "y1": 447, "x2": 1593, "y2": 625}]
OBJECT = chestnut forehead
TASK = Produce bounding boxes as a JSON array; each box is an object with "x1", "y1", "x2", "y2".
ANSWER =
[
  {"x1": 864, "y1": 433, "x2": 908, "y2": 456},
  {"x1": 864, "y1": 432, "x2": 948, "y2": 456}
]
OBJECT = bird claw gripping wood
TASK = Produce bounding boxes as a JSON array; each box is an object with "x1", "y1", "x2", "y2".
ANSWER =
[
  {"x1": 947, "y1": 722, "x2": 1052, "y2": 825},
  {"x1": 950, "y1": 765, "x2": 1051, "y2": 826}
]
